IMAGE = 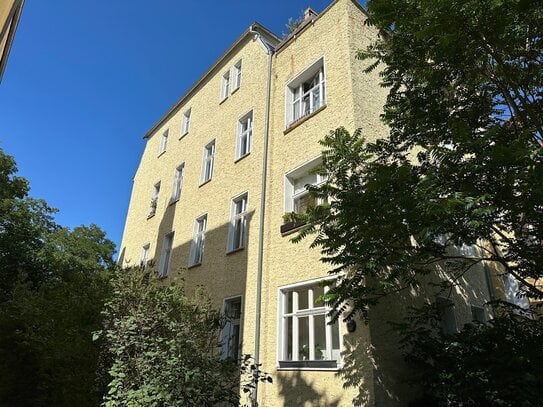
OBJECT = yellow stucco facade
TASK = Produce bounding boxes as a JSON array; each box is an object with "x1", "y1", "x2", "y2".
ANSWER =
[{"x1": 119, "y1": 1, "x2": 498, "y2": 405}]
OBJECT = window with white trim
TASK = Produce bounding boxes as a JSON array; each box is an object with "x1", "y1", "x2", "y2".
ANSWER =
[
  {"x1": 189, "y1": 215, "x2": 207, "y2": 266},
  {"x1": 149, "y1": 181, "x2": 160, "y2": 217},
  {"x1": 170, "y1": 164, "x2": 184, "y2": 203},
  {"x1": 158, "y1": 232, "x2": 174, "y2": 277},
  {"x1": 159, "y1": 129, "x2": 169, "y2": 155},
  {"x1": 140, "y1": 243, "x2": 150, "y2": 267},
  {"x1": 228, "y1": 194, "x2": 248, "y2": 252},
  {"x1": 200, "y1": 140, "x2": 215, "y2": 184},
  {"x1": 278, "y1": 279, "x2": 341, "y2": 369},
  {"x1": 236, "y1": 111, "x2": 252, "y2": 159},
  {"x1": 286, "y1": 58, "x2": 325, "y2": 128},
  {"x1": 285, "y1": 157, "x2": 327, "y2": 214},
  {"x1": 220, "y1": 70, "x2": 230, "y2": 100},
  {"x1": 181, "y1": 108, "x2": 191, "y2": 136},
  {"x1": 220, "y1": 296, "x2": 242, "y2": 361},
  {"x1": 233, "y1": 60, "x2": 242, "y2": 90}
]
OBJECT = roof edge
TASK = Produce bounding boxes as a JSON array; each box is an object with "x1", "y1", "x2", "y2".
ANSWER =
[
  {"x1": 144, "y1": 22, "x2": 279, "y2": 139},
  {"x1": 275, "y1": 0, "x2": 369, "y2": 53}
]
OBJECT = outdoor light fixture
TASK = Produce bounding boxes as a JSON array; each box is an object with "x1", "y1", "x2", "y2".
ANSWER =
[{"x1": 346, "y1": 318, "x2": 357, "y2": 333}]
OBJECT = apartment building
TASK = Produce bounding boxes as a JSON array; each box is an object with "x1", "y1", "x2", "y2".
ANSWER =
[
  {"x1": 0, "y1": 0, "x2": 24, "y2": 84},
  {"x1": 119, "y1": 0, "x2": 498, "y2": 405}
]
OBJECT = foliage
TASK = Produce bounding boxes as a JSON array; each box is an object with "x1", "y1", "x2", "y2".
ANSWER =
[
  {"x1": 0, "y1": 147, "x2": 116, "y2": 406},
  {"x1": 98, "y1": 267, "x2": 271, "y2": 407},
  {"x1": 395, "y1": 303, "x2": 543, "y2": 406},
  {"x1": 287, "y1": 0, "x2": 543, "y2": 320}
]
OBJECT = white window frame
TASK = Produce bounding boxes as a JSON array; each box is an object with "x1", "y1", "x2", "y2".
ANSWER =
[
  {"x1": 158, "y1": 231, "x2": 174, "y2": 278},
  {"x1": 220, "y1": 295, "x2": 243, "y2": 361},
  {"x1": 189, "y1": 214, "x2": 207, "y2": 267},
  {"x1": 140, "y1": 243, "x2": 150, "y2": 267},
  {"x1": 227, "y1": 193, "x2": 248, "y2": 252},
  {"x1": 200, "y1": 140, "x2": 216, "y2": 184},
  {"x1": 149, "y1": 181, "x2": 161, "y2": 217},
  {"x1": 170, "y1": 163, "x2": 185, "y2": 203},
  {"x1": 285, "y1": 57, "x2": 326, "y2": 128},
  {"x1": 284, "y1": 156, "x2": 327, "y2": 214},
  {"x1": 277, "y1": 276, "x2": 342, "y2": 370},
  {"x1": 220, "y1": 70, "x2": 230, "y2": 101},
  {"x1": 181, "y1": 108, "x2": 191, "y2": 137},
  {"x1": 232, "y1": 60, "x2": 242, "y2": 91},
  {"x1": 236, "y1": 110, "x2": 253, "y2": 160},
  {"x1": 158, "y1": 129, "x2": 169, "y2": 155}
]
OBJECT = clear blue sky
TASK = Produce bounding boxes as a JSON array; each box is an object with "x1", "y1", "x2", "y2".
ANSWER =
[{"x1": 0, "y1": 0, "x2": 335, "y2": 252}]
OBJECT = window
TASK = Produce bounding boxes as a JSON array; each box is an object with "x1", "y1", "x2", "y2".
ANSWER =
[
  {"x1": 181, "y1": 108, "x2": 191, "y2": 136},
  {"x1": 285, "y1": 158, "x2": 327, "y2": 214},
  {"x1": 471, "y1": 305, "x2": 487, "y2": 323},
  {"x1": 149, "y1": 181, "x2": 160, "y2": 217},
  {"x1": 220, "y1": 297, "x2": 242, "y2": 361},
  {"x1": 228, "y1": 194, "x2": 248, "y2": 252},
  {"x1": 158, "y1": 232, "x2": 174, "y2": 277},
  {"x1": 278, "y1": 279, "x2": 341, "y2": 369},
  {"x1": 436, "y1": 297, "x2": 457, "y2": 335},
  {"x1": 220, "y1": 70, "x2": 230, "y2": 100},
  {"x1": 189, "y1": 215, "x2": 207, "y2": 266},
  {"x1": 233, "y1": 60, "x2": 242, "y2": 90},
  {"x1": 236, "y1": 111, "x2": 253, "y2": 159},
  {"x1": 286, "y1": 58, "x2": 325, "y2": 128},
  {"x1": 200, "y1": 140, "x2": 216, "y2": 184},
  {"x1": 140, "y1": 243, "x2": 150, "y2": 267},
  {"x1": 159, "y1": 129, "x2": 169, "y2": 155},
  {"x1": 170, "y1": 164, "x2": 184, "y2": 203}
]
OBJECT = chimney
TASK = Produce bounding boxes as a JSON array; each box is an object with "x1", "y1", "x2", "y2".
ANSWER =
[{"x1": 304, "y1": 7, "x2": 318, "y2": 21}]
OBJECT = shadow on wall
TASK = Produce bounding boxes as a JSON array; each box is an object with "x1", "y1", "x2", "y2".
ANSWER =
[
  {"x1": 338, "y1": 266, "x2": 495, "y2": 406},
  {"x1": 277, "y1": 370, "x2": 342, "y2": 407}
]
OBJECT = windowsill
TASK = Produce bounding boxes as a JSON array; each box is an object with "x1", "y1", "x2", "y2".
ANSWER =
[
  {"x1": 226, "y1": 246, "x2": 245, "y2": 255},
  {"x1": 157, "y1": 151, "x2": 166, "y2": 158},
  {"x1": 179, "y1": 131, "x2": 188, "y2": 140},
  {"x1": 234, "y1": 152, "x2": 251, "y2": 163},
  {"x1": 199, "y1": 178, "x2": 212, "y2": 188},
  {"x1": 277, "y1": 360, "x2": 339, "y2": 370},
  {"x1": 187, "y1": 262, "x2": 202, "y2": 270},
  {"x1": 284, "y1": 104, "x2": 327, "y2": 135},
  {"x1": 231, "y1": 86, "x2": 240, "y2": 95},
  {"x1": 169, "y1": 198, "x2": 179, "y2": 206},
  {"x1": 219, "y1": 96, "x2": 228, "y2": 105},
  {"x1": 147, "y1": 213, "x2": 156, "y2": 220},
  {"x1": 280, "y1": 221, "x2": 306, "y2": 236}
]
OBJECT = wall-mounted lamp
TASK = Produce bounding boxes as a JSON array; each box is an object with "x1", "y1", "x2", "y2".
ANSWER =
[{"x1": 346, "y1": 318, "x2": 357, "y2": 333}]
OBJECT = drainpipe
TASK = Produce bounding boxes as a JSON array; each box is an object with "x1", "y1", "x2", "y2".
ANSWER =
[{"x1": 249, "y1": 25, "x2": 274, "y2": 407}]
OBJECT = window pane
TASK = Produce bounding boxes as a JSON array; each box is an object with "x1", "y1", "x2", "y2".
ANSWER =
[
  {"x1": 294, "y1": 193, "x2": 317, "y2": 213},
  {"x1": 298, "y1": 288, "x2": 309, "y2": 310},
  {"x1": 287, "y1": 291, "x2": 293, "y2": 314},
  {"x1": 331, "y1": 320, "x2": 341, "y2": 360},
  {"x1": 313, "y1": 314, "x2": 327, "y2": 360},
  {"x1": 286, "y1": 316, "x2": 293, "y2": 360},
  {"x1": 312, "y1": 285, "x2": 325, "y2": 307},
  {"x1": 298, "y1": 316, "x2": 310, "y2": 360}
]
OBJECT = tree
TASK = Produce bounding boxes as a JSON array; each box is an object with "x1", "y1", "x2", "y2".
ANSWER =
[
  {"x1": 0, "y1": 148, "x2": 57, "y2": 299},
  {"x1": 0, "y1": 147, "x2": 116, "y2": 406},
  {"x1": 286, "y1": 0, "x2": 543, "y2": 403},
  {"x1": 98, "y1": 267, "x2": 271, "y2": 407},
  {"x1": 396, "y1": 304, "x2": 543, "y2": 406},
  {"x1": 288, "y1": 0, "x2": 543, "y2": 319}
]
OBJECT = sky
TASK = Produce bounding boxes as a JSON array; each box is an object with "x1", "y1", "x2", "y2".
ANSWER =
[{"x1": 0, "y1": 0, "x2": 335, "y2": 252}]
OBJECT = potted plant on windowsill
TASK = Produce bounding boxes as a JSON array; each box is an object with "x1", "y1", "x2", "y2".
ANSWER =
[{"x1": 281, "y1": 212, "x2": 306, "y2": 235}]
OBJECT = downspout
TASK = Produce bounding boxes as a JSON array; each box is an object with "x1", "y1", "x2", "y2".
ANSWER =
[{"x1": 250, "y1": 26, "x2": 274, "y2": 407}]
